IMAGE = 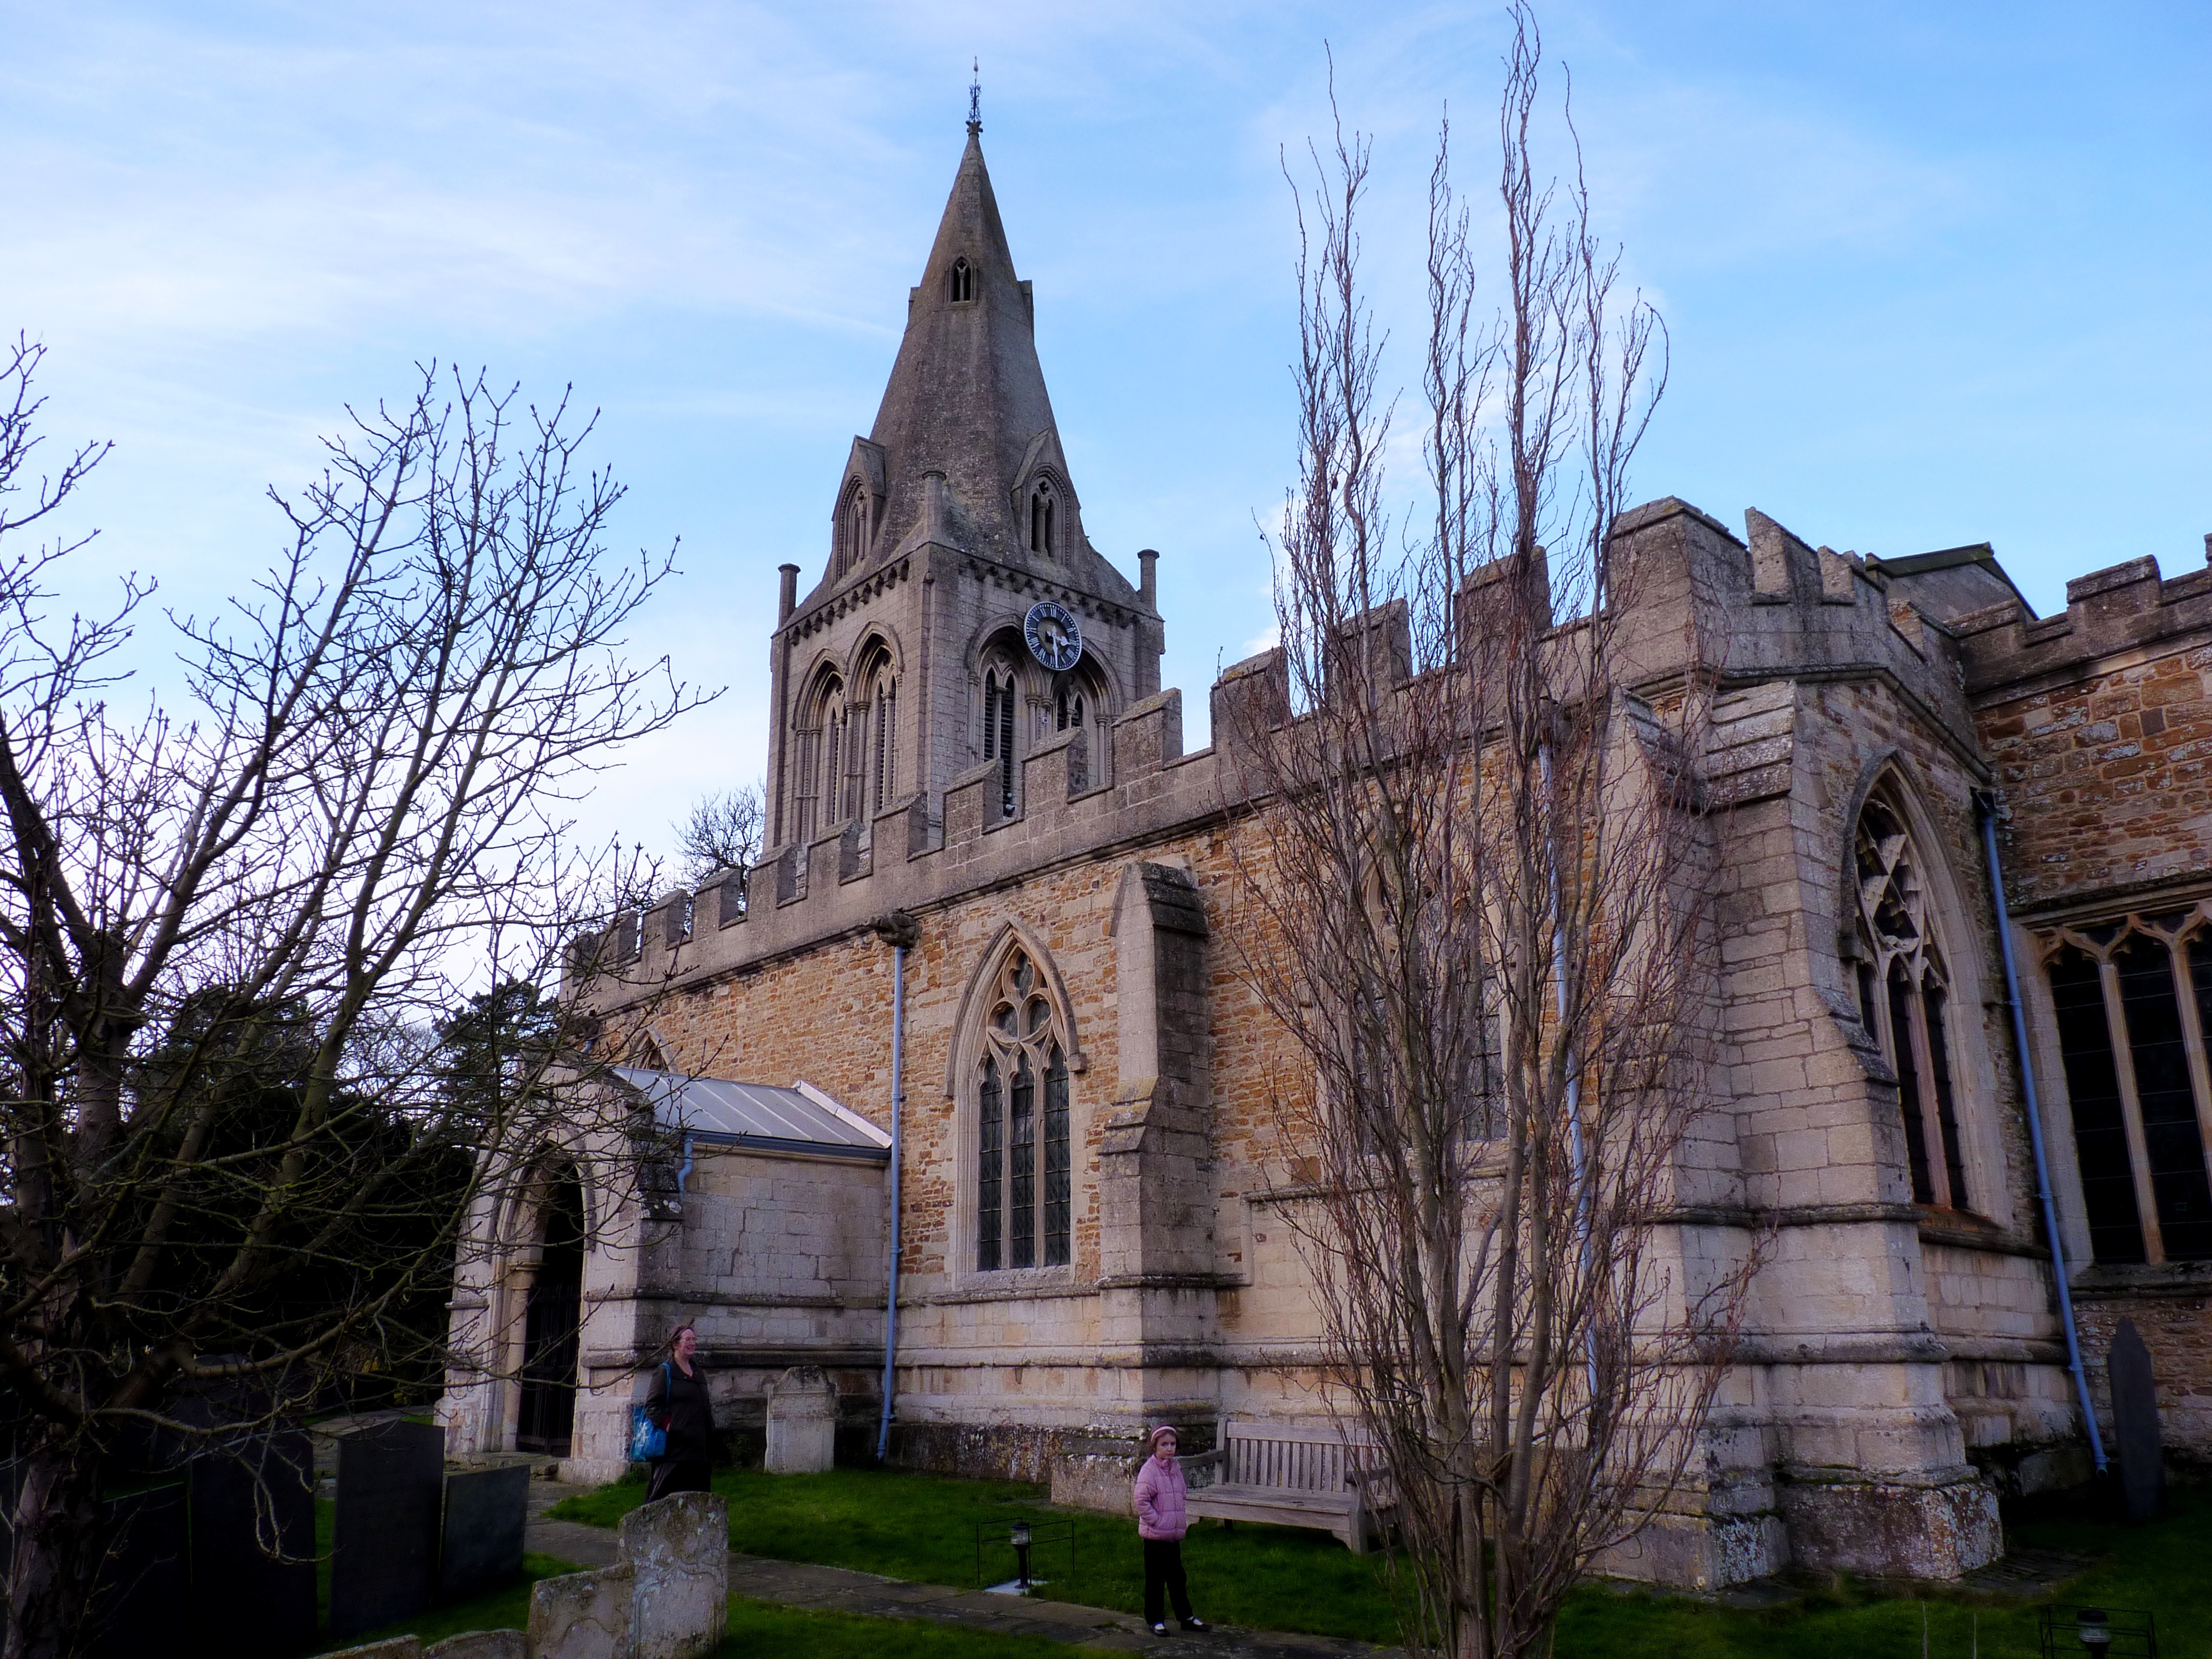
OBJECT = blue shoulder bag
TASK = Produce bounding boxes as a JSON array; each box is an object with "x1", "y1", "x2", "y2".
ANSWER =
[{"x1": 630, "y1": 1361, "x2": 671, "y2": 1461}]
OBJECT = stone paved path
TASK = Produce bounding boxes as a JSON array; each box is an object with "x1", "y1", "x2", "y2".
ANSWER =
[{"x1": 525, "y1": 1481, "x2": 1404, "y2": 1659}]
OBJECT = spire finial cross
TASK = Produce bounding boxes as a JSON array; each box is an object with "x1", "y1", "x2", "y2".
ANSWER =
[{"x1": 968, "y1": 59, "x2": 981, "y2": 136}]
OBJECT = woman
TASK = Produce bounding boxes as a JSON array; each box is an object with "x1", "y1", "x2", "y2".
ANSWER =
[
  {"x1": 642, "y1": 1323, "x2": 714, "y2": 1500},
  {"x1": 1133, "y1": 1424, "x2": 1209, "y2": 1636}
]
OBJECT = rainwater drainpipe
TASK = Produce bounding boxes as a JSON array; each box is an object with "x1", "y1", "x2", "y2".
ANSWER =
[
  {"x1": 1976, "y1": 791, "x2": 2107, "y2": 1473},
  {"x1": 873, "y1": 910, "x2": 920, "y2": 1464}
]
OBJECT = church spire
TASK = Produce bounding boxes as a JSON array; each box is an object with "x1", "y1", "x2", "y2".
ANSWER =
[{"x1": 830, "y1": 120, "x2": 1121, "y2": 590}]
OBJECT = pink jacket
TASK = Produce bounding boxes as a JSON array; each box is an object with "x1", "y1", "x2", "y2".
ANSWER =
[{"x1": 1134, "y1": 1453, "x2": 1188, "y2": 1541}]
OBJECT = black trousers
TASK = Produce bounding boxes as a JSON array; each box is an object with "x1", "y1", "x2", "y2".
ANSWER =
[
  {"x1": 646, "y1": 1458, "x2": 710, "y2": 1502},
  {"x1": 1142, "y1": 1538, "x2": 1192, "y2": 1625}
]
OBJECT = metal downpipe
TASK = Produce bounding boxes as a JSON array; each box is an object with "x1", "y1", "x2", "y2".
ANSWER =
[
  {"x1": 1977, "y1": 793, "x2": 2106, "y2": 1472},
  {"x1": 874, "y1": 911, "x2": 917, "y2": 1463}
]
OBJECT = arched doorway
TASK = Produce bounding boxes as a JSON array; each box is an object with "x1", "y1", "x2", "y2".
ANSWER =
[{"x1": 515, "y1": 1169, "x2": 584, "y2": 1455}]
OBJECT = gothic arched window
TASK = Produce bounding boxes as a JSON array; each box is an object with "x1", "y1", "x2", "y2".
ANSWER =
[
  {"x1": 948, "y1": 257, "x2": 974, "y2": 303},
  {"x1": 854, "y1": 643, "x2": 896, "y2": 820},
  {"x1": 981, "y1": 662, "x2": 1018, "y2": 818},
  {"x1": 1853, "y1": 795, "x2": 1972, "y2": 1212},
  {"x1": 1028, "y1": 479, "x2": 1055, "y2": 555},
  {"x1": 839, "y1": 483, "x2": 871, "y2": 577},
  {"x1": 793, "y1": 671, "x2": 844, "y2": 841},
  {"x1": 2042, "y1": 904, "x2": 2212, "y2": 1265},
  {"x1": 971, "y1": 944, "x2": 1072, "y2": 1270},
  {"x1": 1053, "y1": 682, "x2": 1084, "y2": 732}
]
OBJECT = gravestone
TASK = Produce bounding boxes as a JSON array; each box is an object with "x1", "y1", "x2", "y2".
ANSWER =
[
  {"x1": 2108, "y1": 1317, "x2": 2164, "y2": 1521},
  {"x1": 528, "y1": 1564, "x2": 633, "y2": 1659},
  {"x1": 86, "y1": 1482, "x2": 190, "y2": 1659},
  {"x1": 441, "y1": 1463, "x2": 530, "y2": 1601},
  {"x1": 425, "y1": 1632, "x2": 526, "y2": 1659},
  {"x1": 619, "y1": 1492, "x2": 729, "y2": 1659},
  {"x1": 189, "y1": 1430, "x2": 317, "y2": 1658},
  {"x1": 330, "y1": 1419, "x2": 446, "y2": 1639},
  {"x1": 764, "y1": 1365, "x2": 836, "y2": 1473}
]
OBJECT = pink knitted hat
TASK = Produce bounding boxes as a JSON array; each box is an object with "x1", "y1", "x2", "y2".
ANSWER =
[{"x1": 1149, "y1": 1423, "x2": 1180, "y2": 1447}]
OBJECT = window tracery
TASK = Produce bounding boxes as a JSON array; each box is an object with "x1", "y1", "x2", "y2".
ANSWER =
[
  {"x1": 2042, "y1": 900, "x2": 2212, "y2": 1265},
  {"x1": 948, "y1": 257, "x2": 974, "y2": 303},
  {"x1": 1853, "y1": 796, "x2": 1973, "y2": 1212},
  {"x1": 971, "y1": 944, "x2": 1072, "y2": 1270}
]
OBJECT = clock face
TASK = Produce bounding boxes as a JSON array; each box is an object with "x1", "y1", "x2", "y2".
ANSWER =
[{"x1": 1023, "y1": 601, "x2": 1082, "y2": 672}]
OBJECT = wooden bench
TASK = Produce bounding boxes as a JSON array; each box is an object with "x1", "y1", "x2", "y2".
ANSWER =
[{"x1": 1183, "y1": 1418, "x2": 1394, "y2": 1554}]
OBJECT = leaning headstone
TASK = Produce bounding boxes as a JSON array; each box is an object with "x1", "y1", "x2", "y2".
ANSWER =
[
  {"x1": 2109, "y1": 1317, "x2": 2164, "y2": 1521},
  {"x1": 188, "y1": 1430, "x2": 317, "y2": 1658},
  {"x1": 764, "y1": 1365, "x2": 836, "y2": 1473},
  {"x1": 441, "y1": 1463, "x2": 530, "y2": 1601},
  {"x1": 320, "y1": 1641, "x2": 424, "y2": 1659},
  {"x1": 425, "y1": 1631, "x2": 527, "y2": 1659},
  {"x1": 330, "y1": 1419, "x2": 447, "y2": 1639},
  {"x1": 528, "y1": 1564, "x2": 634, "y2": 1659},
  {"x1": 87, "y1": 1481, "x2": 189, "y2": 1659},
  {"x1": 619, "y1": 1492, "x2": 729, "y2": 1659}
]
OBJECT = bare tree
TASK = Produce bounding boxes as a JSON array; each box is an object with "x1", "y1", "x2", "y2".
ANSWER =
[
  {"x1": 1223, "y1": 18, "x2": 1757, "y2": 1658},
  {"x1": 0, "y1": 342, "x2": 708, "y2": 1657},
  {"x1": 674, "y1": 781, "x2": 764, "y2": 892}
]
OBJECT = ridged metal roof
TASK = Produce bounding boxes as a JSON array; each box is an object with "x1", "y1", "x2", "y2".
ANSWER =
[{"x1": 612, "y1": 1068, "x2": 891, "y2": 1162}]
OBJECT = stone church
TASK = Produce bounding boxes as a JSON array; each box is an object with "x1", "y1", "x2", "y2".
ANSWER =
[{"x1": 438, "y1": 117, "x2": 2212, "y2": 1587}]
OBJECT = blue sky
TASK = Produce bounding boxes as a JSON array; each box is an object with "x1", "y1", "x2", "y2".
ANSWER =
[{"x1": 5, "y1": 1, "x2": 2207, "y2": 862}]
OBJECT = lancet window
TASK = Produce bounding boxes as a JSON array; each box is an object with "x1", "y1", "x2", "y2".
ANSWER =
[
  {"x1": 852, "y1": 643, "x2": 898, "y2": 821},
  {"x1": 1027, "y1": 479, "x2": 1056, "y2": 555},
  {"x1": 973, "y1": 945, "x2": 1072, "y2": 1271},
  {"x1": 1852, "y1": 796, "x2": 1973, "y2": 1212},
  {"x1": 792, "y1": 671, "x2": 846, "y2": 842},
  {"x1": 2043, "y1": 902, "x2": 2212, "y2": 1265},
  {"x1": 948, "y1": 257, "x2": 974, "y2": 303},
  {"x1": 981, "y1": 662, "x2": 1018, "y2": 818},
  {"x1": 836, "y1": 483, "x2": 872, "y2": 578}
]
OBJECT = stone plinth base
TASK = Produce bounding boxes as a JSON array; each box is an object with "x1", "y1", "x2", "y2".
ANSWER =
[
  {"x1": 1594, "y1": 1510, "x2": 1789, "y2": 1590},
  {"x1": 1779, "y1": 1475, "x2": 2000, "y2": 1578}
]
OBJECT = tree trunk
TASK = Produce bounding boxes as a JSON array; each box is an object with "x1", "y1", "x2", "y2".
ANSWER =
[{"x1": 6, "y1": 1439, "x2": 102, "y2": 1659}]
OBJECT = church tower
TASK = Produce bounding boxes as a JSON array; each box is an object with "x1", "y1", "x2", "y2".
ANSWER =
[{"x1": 764, "y1": 114, "x2": 1164, "y2": 857}]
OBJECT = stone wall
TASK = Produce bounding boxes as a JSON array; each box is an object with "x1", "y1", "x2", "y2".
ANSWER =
[
  {"x1": 431, "y1": 498, "x2": 2212, "y2": 1582},
  {"x1": 1960, "y1": 538, "x2": 2212, "y2": 1465},
  {"x1": 1962, "y1": 548, "x2": 2212, "y2": 915}
]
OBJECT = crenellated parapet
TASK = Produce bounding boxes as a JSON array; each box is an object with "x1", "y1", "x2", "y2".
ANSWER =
[
  {"x1": 1601, "y1": 497, "x2": 1992, "y2": 764},
  {"x1": 573, "y1": 493, "x2": 2121, "y2": 1008},
  {"x1": 566, "y1": 671, "x2": 1243, "y2": 1005},
  {"x1": 1952, "y1": 539, "x2": 2212, "y2": 698}
]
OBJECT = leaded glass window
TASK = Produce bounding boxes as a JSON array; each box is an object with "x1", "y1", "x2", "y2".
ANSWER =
[
  {"x1": 972, "y1": 945, "x2": 1073, "y2": 1271},
  {"x1": 2042, "y1": 902, "x2": 2212, "y2": 1265},
  {"x1": 1854, "y1": 797, "x2": 1973, "y2": 1211}
]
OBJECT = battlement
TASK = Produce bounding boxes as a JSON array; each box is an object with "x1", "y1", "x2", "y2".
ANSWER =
[
  {"x1": 567, "y1": 671, "x2": 1250, "y2": 1003},
  {"x1": 572, "y1": 493, "x2": 2096, "y2": 1005},
  {"x1": 1954, "y1": 537, "x2": 2212, "y2": 700}
]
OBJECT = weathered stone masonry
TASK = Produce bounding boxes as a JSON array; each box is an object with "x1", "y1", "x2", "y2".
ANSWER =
[{"x1": 439, "y1": 119, "x2": 2212, "y2": 1590}]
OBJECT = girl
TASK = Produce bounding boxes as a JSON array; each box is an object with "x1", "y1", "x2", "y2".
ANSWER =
[
  {"x1": 1133, "y1": 1424, "x2": 1209, "y2": 1636},
  {"x1": 642, "y1": 1323, "x2": 714, "y2": 1501}
]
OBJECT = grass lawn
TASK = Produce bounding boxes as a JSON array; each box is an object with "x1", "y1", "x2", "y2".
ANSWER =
[
  {"x1": 545, "y1": 1464, "x2": 1397, "y2": 1640},
  {"x1": 550, "y1": 1466, "x2": 2212, "y2": 1658}
]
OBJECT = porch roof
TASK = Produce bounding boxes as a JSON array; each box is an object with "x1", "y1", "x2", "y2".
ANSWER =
[{"x1": 610, "y1": 1067, "x2": 892, "y2": 1164}]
